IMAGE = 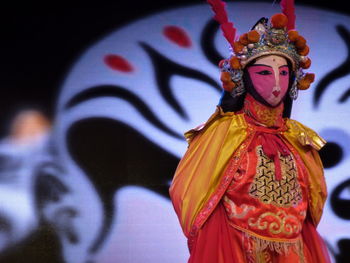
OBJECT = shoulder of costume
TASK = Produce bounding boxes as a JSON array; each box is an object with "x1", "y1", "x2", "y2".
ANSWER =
[
  {"x1": 184, "y1": 106, "x2": 247, "y2": 145},
  {"x1": 284, "y1": 118, "x2": 328, "y2": 227},
  {"x1": 284, "y1": 118, "x2": 326, "y2": 151}
]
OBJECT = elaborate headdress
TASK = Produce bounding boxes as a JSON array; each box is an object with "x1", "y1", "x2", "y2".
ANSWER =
[{"x1": 208, "y1": 0, "x2": 315, "y2": 100}]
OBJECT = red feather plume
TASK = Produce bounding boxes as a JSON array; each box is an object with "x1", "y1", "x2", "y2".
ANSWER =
[
  {"x1": 280, "y1": 0, "x2": 296, "y2": 30},
  {"x1": 207, "y1": 0, "x2": 236, "y2": 47}
]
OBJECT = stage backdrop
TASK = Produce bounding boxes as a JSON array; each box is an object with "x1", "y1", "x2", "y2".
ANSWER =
[{"x1": 0, "y1": 1, "x2": 349, "y2": 263}]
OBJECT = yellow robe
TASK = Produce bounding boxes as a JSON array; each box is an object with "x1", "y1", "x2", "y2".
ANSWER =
[{"x1": 169, "y1": 107, "x2": 327, "y2": 243}]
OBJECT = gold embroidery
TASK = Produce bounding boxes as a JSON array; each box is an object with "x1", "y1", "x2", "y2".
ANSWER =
[
  {"x1": 223, "y1": 195, "x2": 255, "y2": 219},
  {"x1": 255, "y1": 249, "x2": 272, "y2": 263},
  {"x1": 248, "y1": 211, "x2": 302, "y2": 236},
  {"x1": 252, "y1": 103, "x2": 283, "y2": 127},
  {"x1": 249, "y1": 145, "x2": 302, "y2": 207},
  {"x1": 243, "y1": 96, "x2": 284, "y2": 127}
]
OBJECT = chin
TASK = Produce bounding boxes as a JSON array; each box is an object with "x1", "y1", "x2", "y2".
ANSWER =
[
  {"x1": 268, "y1": 100, "x2": 279, "y2": 107},
  {"x1": 267, "y1": 96, "x2": 283, "y2": 107}
]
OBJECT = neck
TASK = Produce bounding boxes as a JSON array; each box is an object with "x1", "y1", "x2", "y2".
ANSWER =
[{"x1": 242, "y1": 94, "x2": 284, "y2": 128}]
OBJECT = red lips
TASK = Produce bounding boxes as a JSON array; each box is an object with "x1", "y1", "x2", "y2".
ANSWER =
[{"x1": 273, "y1": 90, "x2": 280, "y2": 97}]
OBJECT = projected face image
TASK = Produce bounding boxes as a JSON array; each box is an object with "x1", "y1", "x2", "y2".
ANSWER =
[
  {"x1": 0, "y1": 146, "x2": 37, "y2": 253},
  {"x1": 0, "y1": 111, "x2": 85, "y2": 263},
  {"x1": 49, "y1": 2, "x2": 350, "y2": 263},
  {"x1": 0, "y1": 111, "x2": 54, "y2": 254}
]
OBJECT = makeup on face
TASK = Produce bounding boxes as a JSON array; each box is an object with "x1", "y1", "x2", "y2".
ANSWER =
[{"x1": 247, "y1": 55, "x2": 290, "y2": 107}]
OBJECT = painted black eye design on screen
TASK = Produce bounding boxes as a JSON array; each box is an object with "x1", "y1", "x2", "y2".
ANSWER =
[
  {"x1": 319, "y1": 142, "x2": 344, "y2": 168},
  {"x1": 63, "y1": 18, "x2": 224, "y2": 254},
  {"x1": 311, "y1": 24, "x2": 350, "y2": 262},
  {"x1": 314, "y1": 25, "x2": 350, "y2": 107},
  {"x1": 318, "y1": 127, "x2": 350, "y2": 263}
]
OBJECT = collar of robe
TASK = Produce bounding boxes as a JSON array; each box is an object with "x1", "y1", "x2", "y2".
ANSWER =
[{"x1": 241, "y1": 94, "x2": 290, "y2": 180}]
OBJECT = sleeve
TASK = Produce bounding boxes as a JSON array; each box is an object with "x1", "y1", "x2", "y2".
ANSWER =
[{"x1": 169, "y1": 108, "x2": 247, "y2": 236}]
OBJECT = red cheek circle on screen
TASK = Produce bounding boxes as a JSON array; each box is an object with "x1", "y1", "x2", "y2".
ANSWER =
[
  {"x1": 163, "y1": 26, "x2": 192, "y2": 48},
  {"x1": 104, "y1": 54, "x2": 135, "y2": 73}
]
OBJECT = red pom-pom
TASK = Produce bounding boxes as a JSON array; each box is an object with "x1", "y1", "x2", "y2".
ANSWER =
[
  {"x1": 229, "y1": 56, "x2": 241, "y2": 69},
  {"x1": 295, "y1": 35, "x2": 307, "y2": 49},
  {"x1": 304, "y1": 73, "x2": 315, "y2": 83},
  {"x1": 271, "y1": 13, "x2": 288, "y2": 29},
  {"x1": 220, "y1": 72, "x2": 231, "y2": 83},
  {"x1": 298, "y1": 73, "x2": 315, "y2": 90},
  {"x1": 233, "y1": 41, "x2": 244, "y2": 53},
  {"x1": 223, "y1": 81, "x2": 236, "y2": 92},
  {"x1": 298, "y1": 80, "x2": 310, "y2": 90},
  {"x1": 300, "y1": 58, "x2": 311, "y2": 69},
  {"x1": 247, "y1": 30, "x2": 260, "y2": 43},
  {"x1": 288, "y1": 30, "x2": 299, "y2": 42},
  {"x1": 298, "y1": 45, "x2": 310, "y2": 56},
  {"x1": 220, "y1": 71, "x2": 235, "y2": 92},
  {"x1": 239, "y1": 33, "x2": 249, "y2": 45}
]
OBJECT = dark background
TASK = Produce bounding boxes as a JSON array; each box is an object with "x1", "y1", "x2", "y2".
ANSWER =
[{"x1": 3, "y1": 0, "x2": 350, "y2": 138}]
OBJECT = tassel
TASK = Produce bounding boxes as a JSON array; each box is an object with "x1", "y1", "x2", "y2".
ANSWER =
[
  {"x1": 280, "y1": 0, "x2": 296, "y2": 31},
  {"x1": 253, "y1": 235, "x2": 299, "y2": 255},
  {"x1": 207, "y1": 0, "x2": 237, "y2": 47},
  {"x1": 244, "y1": 232, "x2": 302, "y2": 256}
]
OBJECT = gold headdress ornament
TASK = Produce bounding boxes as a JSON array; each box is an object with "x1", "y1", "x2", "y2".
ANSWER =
[{"x1": 207, "y1": 0, "x2": 315, "y2": 99}]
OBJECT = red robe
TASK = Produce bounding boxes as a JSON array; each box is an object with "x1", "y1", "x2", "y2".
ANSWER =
[{"x1": 169, "y1": 95, "x2": 331, "y2": 263}]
